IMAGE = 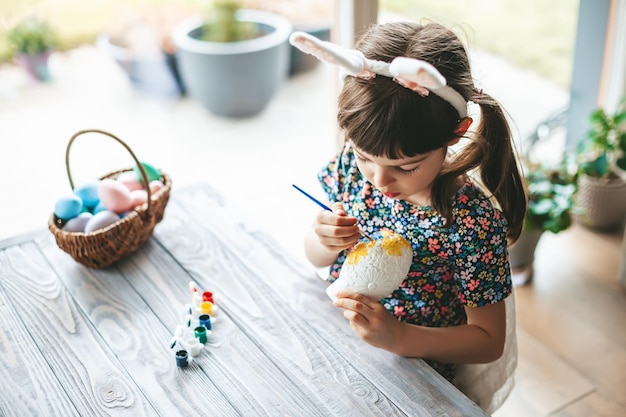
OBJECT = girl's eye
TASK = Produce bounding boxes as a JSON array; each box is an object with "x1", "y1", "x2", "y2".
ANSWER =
[
  {"x1": 355, "y1": 155, "x2": 369, "y2": 163},
  {"x1": 396, "y1": 166, "x2": 419, "y2": 174}
]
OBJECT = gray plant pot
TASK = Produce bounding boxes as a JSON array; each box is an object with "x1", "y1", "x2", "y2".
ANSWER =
[
  {"x1": 574, "y1": 173, "x2": 626, "y2": 230},
  {"x1": 173, "y1": 10, "x2": 292, "y2": 118},
  {"x1": 508, "y1": 229, "x2": 543, "y2": 269},
  {"x1": 97, "y1": 35, "x2": 183, "y2": 98},
  {"x1": 289, "y1": 24, "x2": 330, "y2": 75}
]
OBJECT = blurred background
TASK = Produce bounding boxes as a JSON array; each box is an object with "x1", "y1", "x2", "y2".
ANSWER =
[{"x1": 0, "y1": 0, "x2": 577, "y2": 86}]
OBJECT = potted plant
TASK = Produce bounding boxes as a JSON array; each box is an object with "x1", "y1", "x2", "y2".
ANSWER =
[
  {"x1": 6, "y1": 16, "x2": 57, "y2": 81},
  {"x1": 241, "y1": 0, "x2": 333, "y2": 75},
  {"x1": 98, "y1": 5, "x2": 195, "y2": 97},
  {"x1": 573, "y1": 100, "x2": 626, "y2": 230},
  {"x1": 509, "y1": 159, "x2": 577, "y2": 285},
  {"x1": 172, "y1": 0, "x2": 292, "y2": 117}
]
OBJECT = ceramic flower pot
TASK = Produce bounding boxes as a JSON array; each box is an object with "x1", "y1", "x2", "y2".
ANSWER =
[
  {"x1": 508, "y1": 229, "x2": 543, "y2": 270},
  {"x1": 97, "y1": 34, "x2": 184, "y2": 98},
  {"x1": 17, "y1": 50, "x2": 52, "y2": 81},
  {"x1": 289, "y1": 24, "x2": 330, "y2": 75},
  {"x1": 172, "y1": 10, "x2": 292, "y2": 118},
  {"x1": 574, "y1": 173, "x2": 626, "y2": 230},
  {"x1": 508, "y1": 229, "x2": 543, "y2": 286}
]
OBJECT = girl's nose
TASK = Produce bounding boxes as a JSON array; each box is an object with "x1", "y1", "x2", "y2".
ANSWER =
[{"x1": 372, "y1": 166, "x2": 394, "y2": 188}]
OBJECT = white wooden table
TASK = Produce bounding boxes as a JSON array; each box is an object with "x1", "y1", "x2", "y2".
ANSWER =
[{"x1": 0, "y1": 184, "x2": 487, "y2": 416}]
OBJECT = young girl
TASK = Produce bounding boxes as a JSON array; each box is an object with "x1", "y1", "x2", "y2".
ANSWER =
[{"x1": 293, "y1": 21, "x2": 527, "y2": 388}]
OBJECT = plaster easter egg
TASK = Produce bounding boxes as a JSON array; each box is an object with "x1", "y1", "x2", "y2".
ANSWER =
[
  {"x1": 326, "y1": 230, "x2": 413, "y2": 301},
  {"x1": 73, "y1": 181, "x2": 100, "y2": 208},
  {"x1": 84, "y1": 210, "x2": 120, "y2": 233},
  {"x1": 54, "y1": 194, "x2": 83, "y2": 220},
  {"x1": 116, "y1": 171, "x2": 143, "y2": 191},
  {"x1": 62, "y1": 212, "x2": 93, "y2": 233},
  {"x1": 98, "y1": 179, "x2": 134, "y2": 213},
  {"x1": 133, "y1": 162, "x2": 161, "y2": 185}
]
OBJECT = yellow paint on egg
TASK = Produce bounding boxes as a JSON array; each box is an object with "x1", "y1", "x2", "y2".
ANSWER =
[
  {"x1": 379, "y1": 230, "x2": 412, "y2": 256},
  {"x1": 345, "y1": 241, "x2": 373, "y2": 265},
  {"x1": 345, "y1": 230, "x2": 411, "y2": 265}
]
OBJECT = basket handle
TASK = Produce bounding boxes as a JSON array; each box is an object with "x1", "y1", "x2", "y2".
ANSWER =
[{"x1": 65, "y1": 129, "x2": 153, "y2": 217}]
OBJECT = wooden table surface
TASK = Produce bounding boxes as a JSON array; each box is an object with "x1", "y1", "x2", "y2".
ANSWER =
[{"x1": 0, "y1": 184, "x2": 487, "y2": 417}]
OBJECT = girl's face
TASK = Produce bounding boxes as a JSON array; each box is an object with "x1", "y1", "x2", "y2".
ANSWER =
[{"x1": 351, "y1": 142, "x2": 447, "y2": 206}]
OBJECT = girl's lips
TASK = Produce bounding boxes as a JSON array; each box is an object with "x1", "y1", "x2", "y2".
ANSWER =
[{"x1": 383, "y1": 192, "x2": 400, "y2": 198}]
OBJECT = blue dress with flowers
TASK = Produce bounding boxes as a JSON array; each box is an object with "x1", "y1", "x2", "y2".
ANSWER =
[{"x1": 318, "y1": 144, "x2": 513, "y2": 381}]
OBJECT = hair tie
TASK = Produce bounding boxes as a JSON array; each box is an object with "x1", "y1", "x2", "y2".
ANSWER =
[{"x1": 289, "y1": 31, "x2": 468, "y2": 118}]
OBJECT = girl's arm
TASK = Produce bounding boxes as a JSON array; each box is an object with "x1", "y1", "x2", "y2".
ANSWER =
[
  {"x1": 334, "y1": 291, "x2": 507, "y2": 364},
  {"x1": 304, "y1": 202, "x2": 362, "y2": 268}
]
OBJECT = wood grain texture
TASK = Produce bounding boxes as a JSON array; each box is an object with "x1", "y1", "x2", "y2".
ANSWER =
[
  {"x1": 156, "y1": 185, "x2": 486, "y2": 416},
  {"x1": 0, "y1": 271, "x2": 80, "y2": 417},
  {"x1": 0, "y1": 243, "x2": 154, "y2": 417},
  {"x1": 0, "y1": 183, "x2": 487, "y2": 417}
]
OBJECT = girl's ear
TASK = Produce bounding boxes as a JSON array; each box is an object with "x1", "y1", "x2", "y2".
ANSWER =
[
  {"x1": 455, "y1": 117, "x2": 473, "y2": 136},
  {"x1": 449, "y1": 117, "x2": 473, "y2": 145},
  {"x1": 448, "y1": 117, "x2": 474, "y2": 146}
]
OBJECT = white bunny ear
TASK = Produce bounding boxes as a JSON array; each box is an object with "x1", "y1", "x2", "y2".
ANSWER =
[
  {"x1": 389, "y1": 57, "x2": 446, "y2": 90},
  {"x1": 389, "y1": 56, "x2": 467, "y2": 118},
  {"x1": 289, "y1": 31, "x2": 366, "y2": 76},
  {"x1": 289, "y1": 32, "x2": 468, "y2": 118}
]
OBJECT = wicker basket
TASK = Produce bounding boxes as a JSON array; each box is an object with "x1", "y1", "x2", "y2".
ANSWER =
[{"x1": 48, "y1": 129, "x2": 172, "y2": 269}]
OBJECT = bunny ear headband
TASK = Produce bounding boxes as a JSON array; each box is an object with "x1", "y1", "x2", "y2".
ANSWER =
[{"x1": 289, "y1": 31, "x2": 468, "y2": 119}]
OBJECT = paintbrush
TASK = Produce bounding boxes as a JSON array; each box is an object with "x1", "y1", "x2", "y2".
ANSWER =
[{"x1": 292, "y1": 184, "x2": 374, "y2": 242}]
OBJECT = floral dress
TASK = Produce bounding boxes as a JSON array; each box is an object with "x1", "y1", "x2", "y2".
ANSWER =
[{"x1": 318, "y1": 144, "x2": 513, "y2": 381}]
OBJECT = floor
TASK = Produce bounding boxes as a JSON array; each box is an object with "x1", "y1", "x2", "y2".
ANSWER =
[{"x1": 1, "y1": 35, "x2": 623, "y2": 416}]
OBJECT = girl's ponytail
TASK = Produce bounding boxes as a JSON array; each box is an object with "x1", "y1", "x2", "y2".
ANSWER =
[{"x1": 472, "y1": 91, "x2": 527, "y2": 243}]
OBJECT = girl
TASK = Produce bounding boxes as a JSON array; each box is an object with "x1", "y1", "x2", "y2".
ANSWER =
[{"x1": 294, "y1": 21, "x2": 526, "y2": 388}]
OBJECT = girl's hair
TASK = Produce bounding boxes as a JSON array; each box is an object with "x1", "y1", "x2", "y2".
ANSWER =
[{"x1": 337, "y1": 21, "x2": 527, "y2": 243}]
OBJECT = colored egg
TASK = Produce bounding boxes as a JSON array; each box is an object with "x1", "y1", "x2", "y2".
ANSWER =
[
  {"x1": 84, "y1": 210, "x2": 120, "y2": 233},
  {"x1": 98, "y1": 179, "x2": 134, "y2": 213},
  {"x1": 92, "y1": 201, "x2": 107, "y2": 214},
  {"x1": 117, "y1": 171, "x2": 143, "y2": 191},
  {"x1": 130, "y1": 189, "x2": 148, "y2": 207},
  {"x1": 54, "y1": 194, "x2": 83, "y2": 220},
  {"x1": 73, "y1": 181, "x2": 100, "y2": 208},
  {"x1": 62, "y1": 212, "x2": 93, "y2": 233},
  {"x1": 133, "y1": 161, "x2": 160, "y2": 185},
  {"x1": 326, "y1": 230, "x2": 413, "y2": 301},
  {"x1": 149, "y1": 180, "x2": 164, "y2": 195}
]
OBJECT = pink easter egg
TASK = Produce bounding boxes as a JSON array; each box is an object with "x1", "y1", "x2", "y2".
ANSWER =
[
  {"x1": 130, "y1": 189, "x2": 148, "y2": 207},
  {"x1": 116, "y1": 171, "x2": 143, "y2": 191},
  {"x1": 149, "y1": 180, "x2": 164, "y2": 195},
  {"x1": 98, "y1": 179, "x2": 134, "y2": 213}
]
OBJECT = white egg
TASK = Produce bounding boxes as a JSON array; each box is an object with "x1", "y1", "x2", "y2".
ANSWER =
[
  {"x1": 62, "y1": 212, "x2": 93, "y2": 233},
  {"x1": 84, "y1": 210, "x2": 120, "y2": 233},
  {"x1": 326, "y1": 230, "x2": 413, "y2": 301}
]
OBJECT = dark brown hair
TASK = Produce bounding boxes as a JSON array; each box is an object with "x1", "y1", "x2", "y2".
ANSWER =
[{"x1": 337, "y1": 21, "x2": 527, "y2": 242}]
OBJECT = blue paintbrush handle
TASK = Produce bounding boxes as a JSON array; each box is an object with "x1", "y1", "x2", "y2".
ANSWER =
[
  {"x1": 292, "y1": 184, "x2": 332, "y2": 211},
  {"x1": 292, "y1": 184, "x2": 374, "y2": 241}
]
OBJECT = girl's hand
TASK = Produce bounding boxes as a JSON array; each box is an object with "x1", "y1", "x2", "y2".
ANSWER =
[
  {"x1": 333, "y1": 290, "x2": 405, "y2": 353},
  {"x1": 313, "y1": 202, "x2": 361, "y2": 252}
]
